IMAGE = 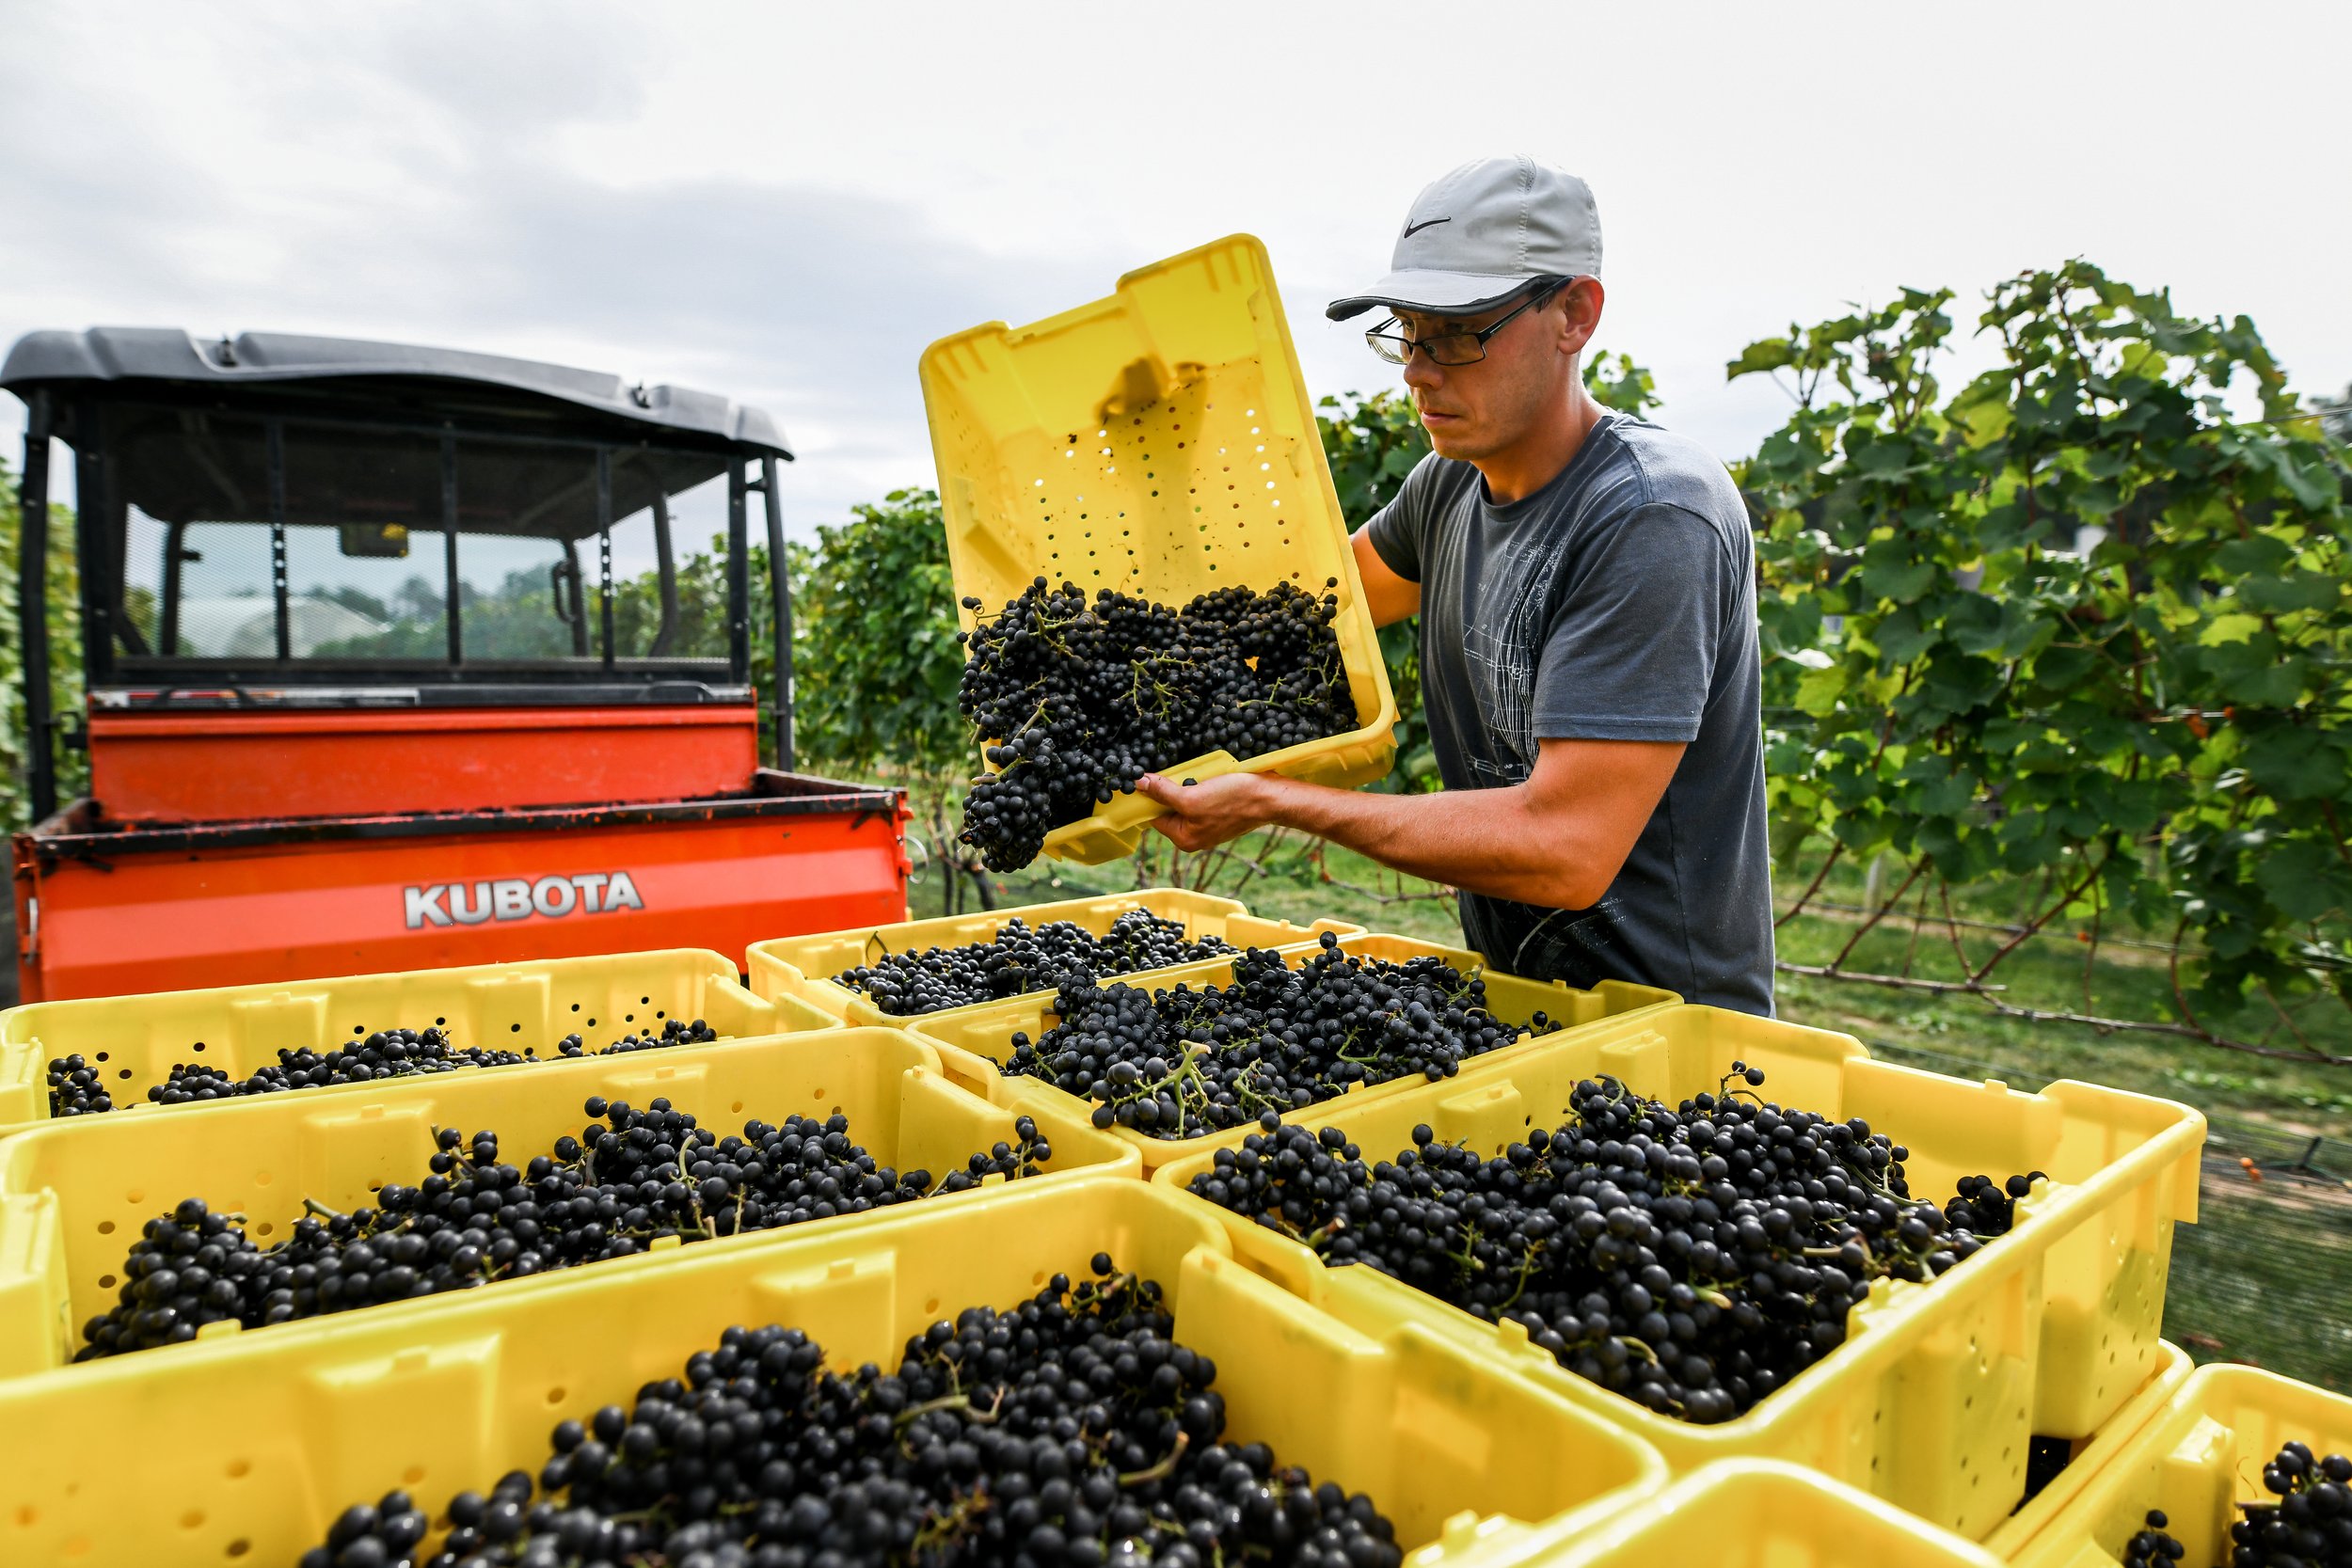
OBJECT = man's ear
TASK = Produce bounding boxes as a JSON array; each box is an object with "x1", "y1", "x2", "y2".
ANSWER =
[{"x1": 1560, "y1": 277, "x2": 1606, "y2": 356}]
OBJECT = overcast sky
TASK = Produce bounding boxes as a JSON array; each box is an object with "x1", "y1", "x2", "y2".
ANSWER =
[{"x1": 5, "y1": 2, "x2": 2347, "y2": 536}]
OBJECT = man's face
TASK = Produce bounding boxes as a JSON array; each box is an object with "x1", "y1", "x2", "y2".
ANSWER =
[{"x1": 1395, "y1": 280, "x2": 1597, "y2": 461}]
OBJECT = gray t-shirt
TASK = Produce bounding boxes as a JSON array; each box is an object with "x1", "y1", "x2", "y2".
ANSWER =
[{"x1": 1366, "y1": 411, "x2": 1775, "y2": 1014}]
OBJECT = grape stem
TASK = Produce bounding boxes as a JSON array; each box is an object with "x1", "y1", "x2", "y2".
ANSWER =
[{"x1": 1119, "y1": 1431, "x2": 1191, "y2": 1488}]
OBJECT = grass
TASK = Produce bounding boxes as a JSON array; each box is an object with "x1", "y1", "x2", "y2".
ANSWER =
[
  {"x1": 1770, "y1": 847, "x2": 2352, "y2": 1139},
  {"x1": 900, "y1": 809, "x2": 2351, "y2": 1394}
]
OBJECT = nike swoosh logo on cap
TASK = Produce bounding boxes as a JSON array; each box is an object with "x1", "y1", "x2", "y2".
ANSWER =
[{"x1": 1401, "y1": 216, "x2": 1451, "y2": 238}]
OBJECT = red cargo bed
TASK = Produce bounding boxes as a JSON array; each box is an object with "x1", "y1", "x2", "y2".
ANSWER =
[{"x1": 12, "y1": 770, "x2": 909, "y2": 1003}]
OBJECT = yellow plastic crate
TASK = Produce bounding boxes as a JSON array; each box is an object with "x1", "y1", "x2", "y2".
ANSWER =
[
  {"x1": 0, "y1": 946, "x2": 838, "y2": 1134},
  {"x1": 0, "y1": 1177, "x2": 1668, "y2": 1568},
  {"x1": 1152, "y1": 1004, "x2": 2206, "y2": 1540},
  {"x1": 746, "y1": 886, "x2": 1359, "y2": 1028},
  {"x1": 0, "y1": 1027, "x2": 1136, "y2": 1380},
  {"x1": 910, "y1": 931, "x2": 1678, "y2": 1178},
  {"x1": 1984, "y1": 1340, "x2": 2195, "y2": 1561},
  {"x1": 1464, "y1": 1461, "x2": 2006, "y2": 1568},
  {"x1": 2004, "y1": 1357, "x2": 2352, "y2": 1568},
  {"x1": 920, "y1": 233, "x2": 1400, "y2": 864}
]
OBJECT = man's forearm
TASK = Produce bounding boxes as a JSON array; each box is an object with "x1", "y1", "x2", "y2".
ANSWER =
[
  {"x1": 1138, "y1": 738, "x2": 1678, "y2": 904},
  {"x1": 1253, "y1": 774, "x2": 1605, "y2": 909}
]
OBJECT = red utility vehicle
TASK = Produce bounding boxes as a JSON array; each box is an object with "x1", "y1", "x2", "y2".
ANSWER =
[{"x1": 7, "y1": 328, "x2": 908, "y2": 1003}]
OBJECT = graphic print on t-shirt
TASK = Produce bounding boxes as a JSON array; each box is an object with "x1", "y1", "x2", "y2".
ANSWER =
[{"x1": 1460, "y1": 519, "x2": 1576, "y2": 785}]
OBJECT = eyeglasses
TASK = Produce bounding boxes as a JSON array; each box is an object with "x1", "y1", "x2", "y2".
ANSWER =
[{"x1": 1365, "y1": 280, "x2": 1568, "y2": 366}]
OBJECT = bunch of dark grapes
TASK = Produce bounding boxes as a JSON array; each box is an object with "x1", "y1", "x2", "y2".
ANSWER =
[
  {"x1": 1000, "y1": 933, "x2": 1556, "y2": 1139},
  {"x1": 2058, "y1": 1447, "x2": 2352, "y2": 1568},
  {"x1": 1187, "y1": 1065, "x2": 2038, "y2": 1424},
  {"x1": 2230, "y1": 1440, "x2": 2352, "y2": 1565},
  {"x1": 45, "y1": 1019, "x2": 720, "y2": 1117},
  {"x1": 44, "y1": 1053, "x2": 115, "y2": 1116},
  {"x1": 1944, "y1": 1172, "x2": 2028, "y2": 1237},
  {"x1": 956, "y1": 578, "x2": 1359, "y2": 871},
  {"x1": 73, "y1": 1099, "x2": 1050, "y2": 1361},
  {"x1": 2125, "y1": 1512, "x2": 2190, "y2": 1568},
  {"x1": 303, "y1": 1257, "x2": 1401, "y2": 1568},
  {"x1": 836, "y1": 909, "x2": 1238, "y2": 1016}
]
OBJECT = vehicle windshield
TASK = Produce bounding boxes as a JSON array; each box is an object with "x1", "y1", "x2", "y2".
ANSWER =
[{"x1": 83, "y1": 401, "x2": 741, "y2": 684}]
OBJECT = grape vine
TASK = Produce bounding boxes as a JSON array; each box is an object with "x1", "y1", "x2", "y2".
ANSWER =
[{"x1": 1739, "y1": 262, "x2": 2352, "y2": 1061}]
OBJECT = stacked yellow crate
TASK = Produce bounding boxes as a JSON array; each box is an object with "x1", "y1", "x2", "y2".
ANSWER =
[
  {"x1": 0, "y1": 1178, "x2": 1677, "y2": 1566},
  {"x1": 746, "y1": 887, "x2": 1359, "y2": 1030},
  {"x1": 0, "y1": 1027, "x2": 1131, "y2": 1377},
  {"x1": 1148, "y1": 1003, "x2": 2207, "y2": 1542},
  {"x1": 1998, "y1": 1352, "x2": 2352, "y2": 1568},
  {"x1": 0, "y1": 946, "x2": 837, "y2": 1133},
  {"x1": 909, "y1": 931, "x2": 1677, "y2": 1179}
]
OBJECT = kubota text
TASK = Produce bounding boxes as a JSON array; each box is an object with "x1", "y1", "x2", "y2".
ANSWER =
[{"x1": 403, "y1": 872, "x2": 646, "y2": 929}]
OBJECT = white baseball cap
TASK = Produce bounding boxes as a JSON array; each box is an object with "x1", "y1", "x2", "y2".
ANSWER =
[{"x1": 1327, "y1": 155, "x2": 1602, "y2": 322}]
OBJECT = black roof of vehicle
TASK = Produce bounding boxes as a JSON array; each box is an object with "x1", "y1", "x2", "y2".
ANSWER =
[{"x1": 1, "y1": 326, "x2": 791, "y2": 457}]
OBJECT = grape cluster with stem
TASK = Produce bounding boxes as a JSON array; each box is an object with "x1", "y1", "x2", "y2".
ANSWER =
[
  {"x1": 46, "y1": 1019, "x2": 723, "y2": 1118},
  {"x1": 301, "y1": 1258, "x2": 1404, "y2": 1568},
  {"x1": 834, "y1": 910, "x2": 1236, "y2": 1017},
  {"x1": 1001, "y1": 934, "x2": 1557, "y2": 1140},
  {"x1": 956, "y1": 578, "x2": 1359, "y2": 871},
  {"x1": 74, "y1": 1098, "x2": 1052, "y2": 1361},
  {"x1": 1188, "y1": 1064, "x2": 2040, "y2": 1423},
  {"x1": 2120, "y1": 1439, "x2": 2352, "y2": 1566}
]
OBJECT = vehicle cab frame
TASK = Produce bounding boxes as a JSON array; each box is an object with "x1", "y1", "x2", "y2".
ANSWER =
[{"x1": 9, "y1": 327, "x2": 801, "y2": 823}]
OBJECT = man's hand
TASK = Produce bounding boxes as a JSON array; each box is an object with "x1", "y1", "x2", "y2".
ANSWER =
[{"x1": 1136, "y1": 771, "x2": 1279, "y2": 852}]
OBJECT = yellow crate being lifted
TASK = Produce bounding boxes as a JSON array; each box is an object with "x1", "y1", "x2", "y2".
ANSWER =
[
  {"x1": 746, "y1": 886, "x2": 1359, "y2": 1028},
  {"x1": 0, "y1": 1177, "x2": 1669, "y2": 1568},
  {"x1": 1152, "y1": 1004, "x2": 2208, "y2": 1542},
  {"x1": 920, "y1": 234, "x2": 1399, "y2": 864},
  {"x1": 0, "y1": 946, "x2": 837, "y2": 1134},
  {"x1": 0, "y1": 1028, "x2": 1132, "y2": 1379}
]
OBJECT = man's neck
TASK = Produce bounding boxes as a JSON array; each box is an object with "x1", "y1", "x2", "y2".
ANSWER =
[{"x1": 1474, "y1": 385, "x2": 1607, "y2": 506}]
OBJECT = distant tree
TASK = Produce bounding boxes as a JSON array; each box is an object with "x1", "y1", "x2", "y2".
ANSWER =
[
  {"x1": 790, "y1": 489, "x2": 965, "y2": 779},
  {"x1": 1740, "y1": 261, "x2": 2352, "y2": 1050}
]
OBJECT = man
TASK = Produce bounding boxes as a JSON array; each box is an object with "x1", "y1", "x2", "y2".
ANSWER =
[{"x1": 1137, "y1": 155, "x2": 1774, "y2": 1014}]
